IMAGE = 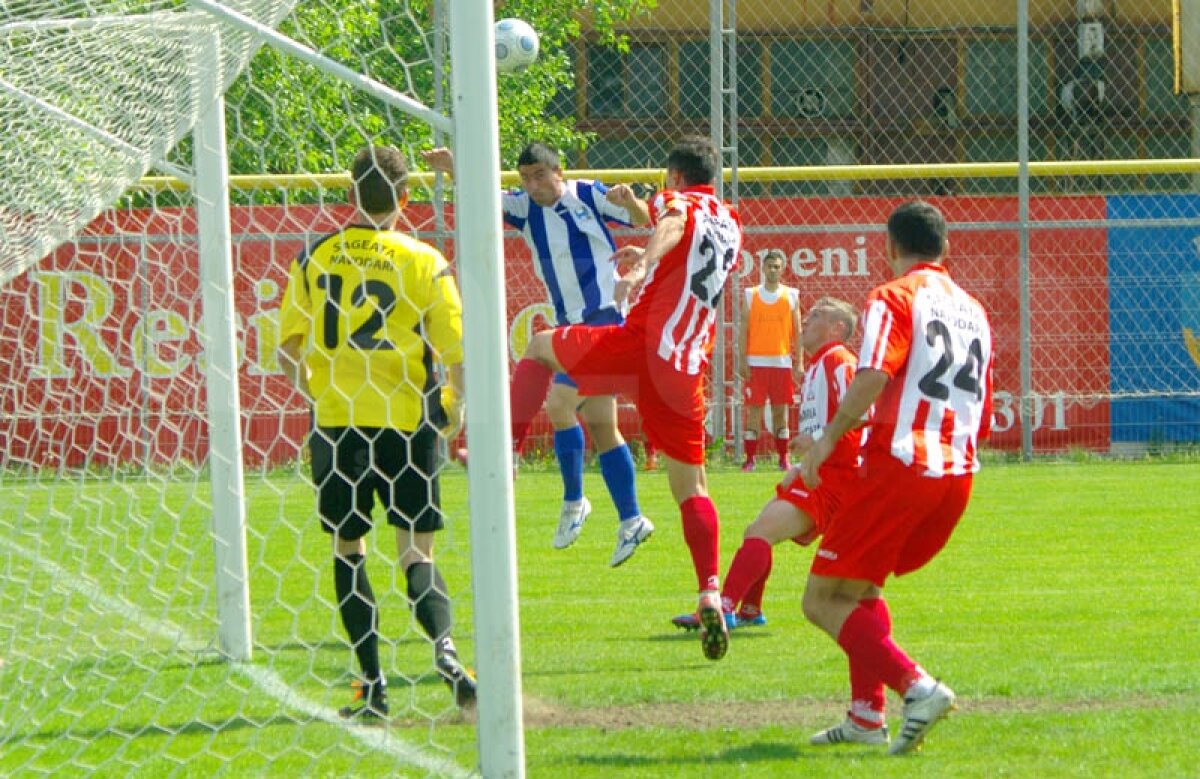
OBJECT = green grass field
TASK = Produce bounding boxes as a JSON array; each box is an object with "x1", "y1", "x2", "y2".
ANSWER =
[{"x1": 1, "y1": 457, "x2": 1197, "y2": 777}]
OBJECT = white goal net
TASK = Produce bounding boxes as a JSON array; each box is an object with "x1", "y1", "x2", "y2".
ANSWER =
[{"x1": 0, "y1": 1, "x2": 515, "y2": 776}]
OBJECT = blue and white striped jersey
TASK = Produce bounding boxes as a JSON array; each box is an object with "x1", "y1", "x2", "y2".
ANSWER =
[{"x1": 502, "y1": 179, "x2": 632, "y2": 327}]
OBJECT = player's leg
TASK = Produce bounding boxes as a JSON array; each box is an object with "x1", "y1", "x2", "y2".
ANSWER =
[
  {"x1": 742, "y1": 367, "x2": 766, "y2": 471},
  {"x1": 725, "y1": 498, "x2": 814, "y2": 624},
  {"x1": 509, "y1": 343, "x2": 556, "y2": 456},
  {"x1": 544, "y1": 379, "x2": 592, "y2": 549},
  {"x1": 579, "y1": 394, "x2": 645, "y2": 523},
  {"x1": 458, "y1": 335, "x2": 557, "y2": 465},
  {"x1": 741, "y1": 404, "x2": 763, "y2": 471},
  {"x1": 524, "y1": 329, "x2": 568, "y2": 373},
  {"x1": 312, "y1": 426, "x2": 388, "y2": 720},
  {"x1": 388, "y1": 425, "x2": 476, "y2": 708},
  {"x1": 660, "y1": 454, "x2": 728, "y2": 660},
  {"x1": 582, "y1": 394, "x2": 651, "y2": 565},
  {"x1": 802, "y1": 573, "x2": 897, "y2": 745},
  {"x1": 671, "y1": 494, "x2": 810, "y2": 632},
  {"x1": 769, "y1": 397, "x2": 791, "y2": 470}
]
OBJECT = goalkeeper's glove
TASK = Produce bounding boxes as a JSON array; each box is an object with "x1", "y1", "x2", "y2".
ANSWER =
[{"x1": 438, "y1": 385, "x2": 464, "y2": 439}]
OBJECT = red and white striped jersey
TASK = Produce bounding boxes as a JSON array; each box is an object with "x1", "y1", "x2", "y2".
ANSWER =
[
  {"x1": 858, "y1": 263, "x2": 994, "y2": 476},
  {"x1": 798, "y1": 340, "x2": 862, "y2": 471},
  {"x1": 625, "y1": 185, "x2": 743, "y2": 375}
]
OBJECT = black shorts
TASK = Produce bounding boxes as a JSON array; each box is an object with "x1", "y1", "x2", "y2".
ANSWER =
[{"x1": 308, "y1": 425, "x2": 444, "y2": 540}]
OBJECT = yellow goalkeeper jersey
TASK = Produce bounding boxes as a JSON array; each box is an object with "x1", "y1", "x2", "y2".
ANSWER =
[{"x1": 278, "y1": 225, "x2": 464, "y2": 430}]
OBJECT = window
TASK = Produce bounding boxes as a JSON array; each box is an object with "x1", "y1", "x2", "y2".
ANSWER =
[
  {"x1": 586, "y1": 44, "x2": 667, "y2": 118},
  {"x1": 965, "y1": 37, "x2": 1049, "y2": 117},
  {"x1": 1144, "y1": 37, "x2": 1188, "y2": 117},
  {"x1": 769, "y1": 40, "x2": 856, "y2": 118},
  {"x1": 678, "y1": 39, "x2": 763, "y2": 119}
]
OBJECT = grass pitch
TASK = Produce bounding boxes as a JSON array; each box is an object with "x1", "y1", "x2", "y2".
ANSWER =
[{"x1": 1, "y1": 456, "x2": 1197, "y2": 777}]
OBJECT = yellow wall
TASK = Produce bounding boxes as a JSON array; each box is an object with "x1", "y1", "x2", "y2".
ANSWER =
[{"x1": 615, "y1": 1, "x2": 1171, "y2": 32}]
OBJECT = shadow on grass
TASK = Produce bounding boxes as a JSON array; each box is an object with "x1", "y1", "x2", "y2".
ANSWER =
[
  {"x1": 645, "y1": 630, "x2": 773, "y2": 644},
  {"x1": 20, "y1": 713, "x2": 302, "y2": 745},
  {"x1": 574, "y1": 740, "x2": 805, "y2": 768}
]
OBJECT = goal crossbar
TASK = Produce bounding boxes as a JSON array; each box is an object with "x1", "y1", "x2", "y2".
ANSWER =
[{"x1": 188, "y1": 0, "x2": 453, "y2": 135}]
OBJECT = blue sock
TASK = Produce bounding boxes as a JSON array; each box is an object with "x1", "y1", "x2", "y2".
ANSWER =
[
  {"x1": 554, "y1": 426, "x2": 586, "y2": 502},
  {"x1": 598, "y1": 444, "x2": 641, "y2": 521}
]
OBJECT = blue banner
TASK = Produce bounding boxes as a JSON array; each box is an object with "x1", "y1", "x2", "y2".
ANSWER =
[{"x1": 1107, "y1": 194, "x2": 1200, "y2": 443}]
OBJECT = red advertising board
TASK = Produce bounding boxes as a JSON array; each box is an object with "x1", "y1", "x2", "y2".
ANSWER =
[{"x1": 0, "y1": 196, "x2": 1110, "y2": 469}]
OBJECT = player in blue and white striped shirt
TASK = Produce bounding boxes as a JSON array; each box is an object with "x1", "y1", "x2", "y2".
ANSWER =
[{"x1": 423, "y1": 143, "x2": 654, "y2": 566}]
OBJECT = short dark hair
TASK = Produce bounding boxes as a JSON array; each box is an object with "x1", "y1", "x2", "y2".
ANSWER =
[
  {"x1": 517, "y1": 142, "x2": 561, "y2": 169},
  {"x1": 762, "y1": 249, "x2": 786, "y2": 269},
  {"x1": 666, "y1": 136, "x2": 720, "y2": 187},
  {"x1": 352, "y1": 146, "x2": 408, "y2": 215},
  {"x1": 886, "y1": 200, "x2": 947, "y2": 260}
]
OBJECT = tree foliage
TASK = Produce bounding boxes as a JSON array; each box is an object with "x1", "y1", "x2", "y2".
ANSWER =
[{"x1": 222, "y1": 0, "x2": 656, "y2": 180}]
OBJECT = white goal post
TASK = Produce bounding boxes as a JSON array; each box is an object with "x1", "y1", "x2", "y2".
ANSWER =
[{"x1": 0, "y1": 0, "x2": 523, "y2": 775}]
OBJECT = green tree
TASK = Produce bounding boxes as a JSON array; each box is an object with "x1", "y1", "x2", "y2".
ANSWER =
[{"x1": 222, "y1": 0, "x2": 656, "y2": 181}]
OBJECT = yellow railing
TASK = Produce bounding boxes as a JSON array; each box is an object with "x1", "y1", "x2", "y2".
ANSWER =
[{"x1": 133, "y1": 157, "x2": 1200, "y2": 192}]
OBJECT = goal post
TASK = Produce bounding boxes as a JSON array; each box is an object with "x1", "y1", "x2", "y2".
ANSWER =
[
  {"x1": 445, "y1": 2, "x2": 528, "y2": 775},
  {"x1": 2, "y1": 0, "x2": 524, "y2": 774}
]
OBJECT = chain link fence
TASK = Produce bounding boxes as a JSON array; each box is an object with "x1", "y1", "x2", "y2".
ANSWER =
[{"x1": 563, "y1": 0, "x2": 1198, "y2": 456}]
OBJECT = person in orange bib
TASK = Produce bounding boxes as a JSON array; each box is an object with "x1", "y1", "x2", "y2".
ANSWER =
[{"x1": 738, "y1": 249, "x2": 803, "y2": 471}]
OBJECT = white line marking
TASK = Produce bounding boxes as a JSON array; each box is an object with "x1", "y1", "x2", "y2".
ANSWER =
[{"x1": 0, "y1": 535, "x2": 473, "y2": 778}]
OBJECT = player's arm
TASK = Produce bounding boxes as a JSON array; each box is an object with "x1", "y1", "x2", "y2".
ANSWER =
[
  {"x1": 978, "y1": 347, "x2": 996, "y2": 441},
  {"x1": 605, "y1": 184, "x2": 650, "y2": 226},
  {"x1": 614, "y1": 262, "x2": 644, "y2": 309},
  {"x1": 800, "y1": 368, "x2": 887, "y2": 487},
  {"x1": 612, "y1": 208, "x2": 685, "y2": 271},
  {"x1": 277, "y1": 260, "x2": 314, "y2": 403},
  {"x1": 426, "y1": 263, "x2": 467, "y2": 436},
  {"x1": 278, "y1": 334, "x2": 311, "y2": 403}
]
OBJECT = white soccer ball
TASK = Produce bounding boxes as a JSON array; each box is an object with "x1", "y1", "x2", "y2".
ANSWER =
[{"x1": 494, "y1": 18, "x2": 539, "y2": 73}]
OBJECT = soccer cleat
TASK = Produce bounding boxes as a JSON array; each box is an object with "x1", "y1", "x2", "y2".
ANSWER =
[
  {"x1": 740, "y1": 460, "x2": 755, "y2": 473},
  {"x1": 436, "y1": 652, "x2": 478, "y2": 709},
  {"x1": 810, "y1": 717, "x2": 890, "y2": 746},
  {"x1": 888, "y1": 680, "x2": 956, "y2": 756},
  {"x1": 553, "y1": 497, "x2": 592, "y2": 549},
  {"x1": 610, "y1": 515, "x2": 654, "y2": 567},
  {"x1": 338, "y1": 679, "x2": 389, "y2": 723},
  {"x1": 671, "y1": 612, "x2": 701, "y2": 631},
  {"x1": 697, "y1": 590, "x2": 729, "y2": 661},
  {"x1": 644, "y1": 452, "x2": 659, "y2": 471},
  {"x1": 672, "y1": 610, "x2": 740, "y2": 631},
  {"x1": 735, "y1": 611, "x2": 767, "y2": 628}
]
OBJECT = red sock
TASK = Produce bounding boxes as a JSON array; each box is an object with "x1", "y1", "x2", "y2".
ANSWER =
[
  {"x1": 722, "y1": 537, "x2": 772, "y2": 612},
  {"x1": 836, "y1": 601, "x2": 920, "y2": 697},
  {"x1": 680, "y1": 496, "x2": 721, "y2": 592},
  {"x1": 847, "y1": 598, "x2": 890, "y2": 725},
  {"x1": 774, "y1": 435, "x2": 789, "y2": 462},
  {"x1": 509, "y1": 358, "x2": 553, "y2": 452},
  {"x1": 742, "y1": 436, "x2": 757, "y2": 463}
]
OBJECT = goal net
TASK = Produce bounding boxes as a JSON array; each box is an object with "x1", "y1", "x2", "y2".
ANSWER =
[{"x1": 0, "y1": 1, "x2": 515, "y2": 776}]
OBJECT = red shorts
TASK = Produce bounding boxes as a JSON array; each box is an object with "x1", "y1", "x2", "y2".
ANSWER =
[
  {"x1": 774, "y1": 466, "x2": 861, "y2": 546},
  {"x1": 811, "y1": 454, "x2": 973, "y2": 586},
  {"x1": 744, "y1": 366, "x2": 794, "y2": 406},
  {"x1": 551, "y1": 324, "x2": 706, "y2": 465}
]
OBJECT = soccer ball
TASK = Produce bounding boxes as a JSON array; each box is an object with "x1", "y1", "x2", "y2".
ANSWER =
[{"x1": 494, "y1": 18, "x2": 539, "y2": 73}]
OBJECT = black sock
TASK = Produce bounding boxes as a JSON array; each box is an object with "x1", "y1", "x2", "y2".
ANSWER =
[
  {"x1": 334, "y1": 553, "x2": 382, "y2": 685},
  {"x1": 405, "y1": 561, "x2": 454, "y2": 654}
]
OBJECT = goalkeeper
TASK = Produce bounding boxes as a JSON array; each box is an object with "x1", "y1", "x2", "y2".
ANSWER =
[{"x1": 278, "y1": 145, "x2": 475, "y2": 720}]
